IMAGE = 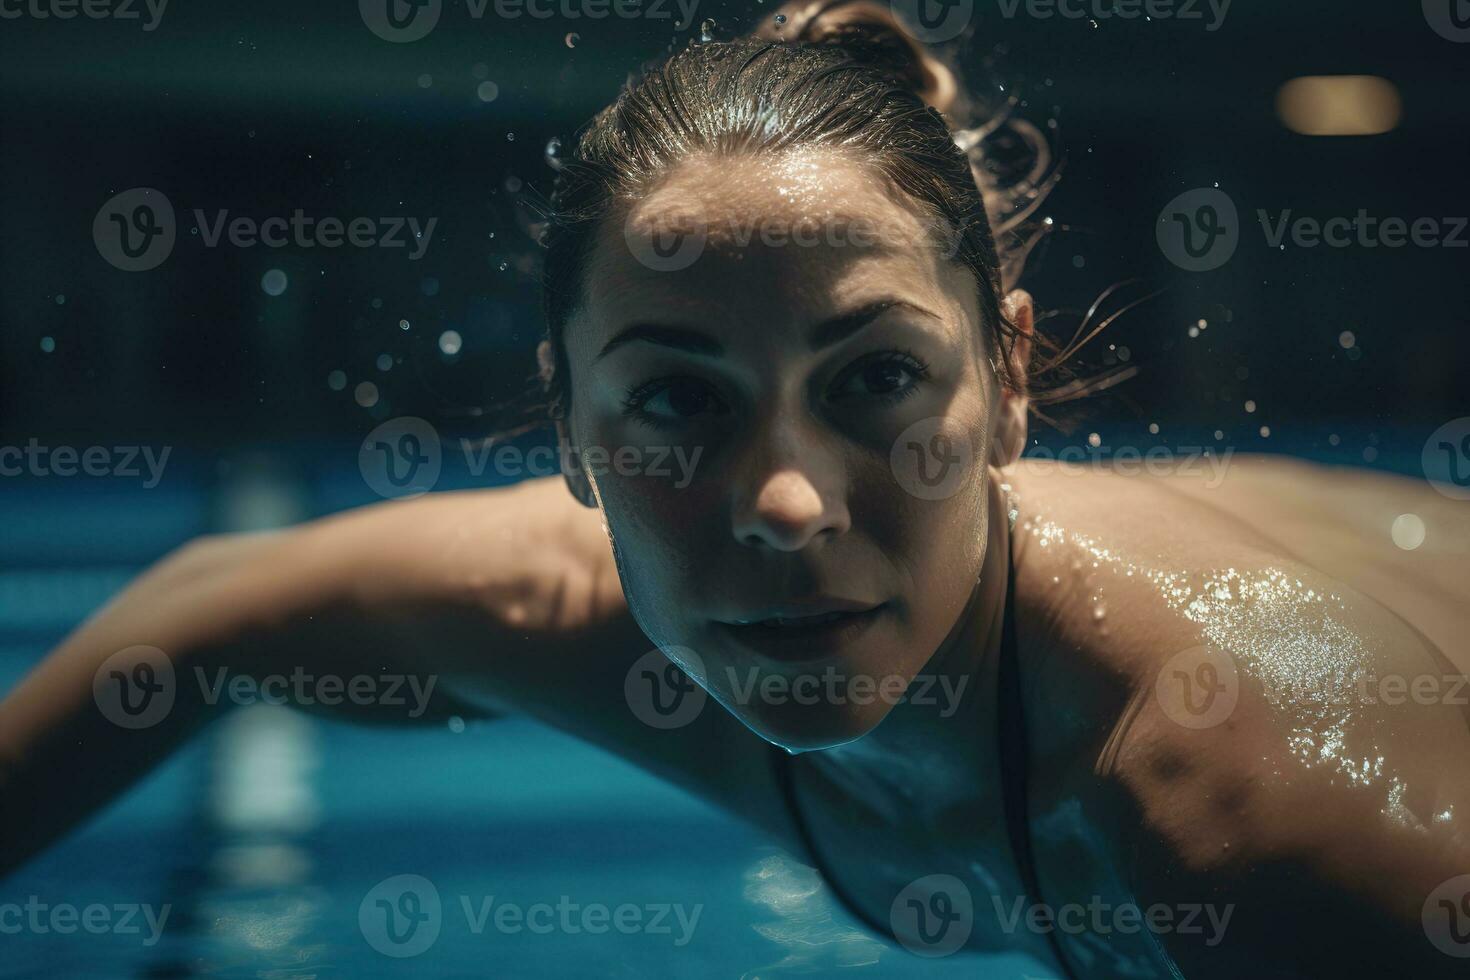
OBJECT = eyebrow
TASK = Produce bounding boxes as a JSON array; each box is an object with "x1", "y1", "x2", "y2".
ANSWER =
[{"x1": 593, "y1": 299, "x2": 941, "y2": 362}]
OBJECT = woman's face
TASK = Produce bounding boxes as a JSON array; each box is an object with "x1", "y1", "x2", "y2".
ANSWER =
[{"x1": 556, "y1": 148, "x2": 1019, "y2": 750}]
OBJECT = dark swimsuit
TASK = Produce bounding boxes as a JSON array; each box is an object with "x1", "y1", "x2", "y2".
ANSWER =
[{"x1": 768, "y1": 540, "x2": 1044, "y2": 942}]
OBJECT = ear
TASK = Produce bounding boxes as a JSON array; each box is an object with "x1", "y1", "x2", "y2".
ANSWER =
[
  {"x1": 537, "y1": 339, "x2": 597, "y2": 508},
  {"x1": 990, "y1": 289, "x2": 1033, "y2": 468}
]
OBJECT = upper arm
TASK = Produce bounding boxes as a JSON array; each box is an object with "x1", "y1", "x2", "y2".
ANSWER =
[{"x1": 1107, "y1": 603, "x2": 1470, "y2": 978}]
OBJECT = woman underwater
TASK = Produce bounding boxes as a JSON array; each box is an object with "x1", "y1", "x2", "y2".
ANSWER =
[{"x1": 2, "y1": 2, "x2": 1468, "y2": 976}]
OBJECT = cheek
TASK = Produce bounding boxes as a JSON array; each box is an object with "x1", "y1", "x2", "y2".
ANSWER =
[{"x1": 590, "y1": 467, "x2": 721, "y2": 632}]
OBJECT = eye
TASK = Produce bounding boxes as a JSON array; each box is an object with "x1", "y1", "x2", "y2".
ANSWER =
[
  {"x1": 830, "y1": 349, "x2": 931, "y2": 404},
  {"x1": 620, "y1": 376, "x2": 727, "y2": 428}
]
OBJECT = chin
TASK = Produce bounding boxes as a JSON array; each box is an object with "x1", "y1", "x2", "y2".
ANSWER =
[{"x1": 717, "y1": 693, "x2": 896, "y2": 754}]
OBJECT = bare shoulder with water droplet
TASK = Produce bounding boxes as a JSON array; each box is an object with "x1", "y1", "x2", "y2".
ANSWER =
[{"x1": 1002, "y1": 458, "x2": 1470, "y2": 977}]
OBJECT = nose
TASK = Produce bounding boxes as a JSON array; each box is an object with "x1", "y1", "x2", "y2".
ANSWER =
[{"x1": 729, "y1": 427, "x2": 850, "y2": 552}]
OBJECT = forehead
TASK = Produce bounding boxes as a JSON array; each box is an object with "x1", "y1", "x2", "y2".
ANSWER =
[{"x1": 575, "y1": 148, "x2": 978, "y2": 351}]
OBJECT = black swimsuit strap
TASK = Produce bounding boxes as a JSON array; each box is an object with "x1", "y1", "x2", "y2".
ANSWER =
[
  {"x1": 770, "y1": 534, "x2": 1044, "y2": 941},
  {"x1": 995, "y1": 541, "x2": 1044, "y2": 905}
]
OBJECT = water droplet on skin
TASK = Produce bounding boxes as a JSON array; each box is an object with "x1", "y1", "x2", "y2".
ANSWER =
[
  {"x1": 564, "y1": 32, "x2": 579, "y2": 48},
  {"x1": 774, "y1": 12, "x2": 786, "y2": 24}
]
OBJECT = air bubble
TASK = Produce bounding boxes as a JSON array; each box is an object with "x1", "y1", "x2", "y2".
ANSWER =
[
  {"x1": 545, "y1": 136, "x2": 564, "y2": 171},
  {"x1": 565, "y1": 32, "x2": 579, "y2": 48},
  {"x1": 1390, "y1": 513, "x2": 1425, "y2": 551}
]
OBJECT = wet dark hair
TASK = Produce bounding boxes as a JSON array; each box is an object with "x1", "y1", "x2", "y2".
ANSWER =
[{"x1": 500, "y1": 0, "x2": 1072, "y2": 435}]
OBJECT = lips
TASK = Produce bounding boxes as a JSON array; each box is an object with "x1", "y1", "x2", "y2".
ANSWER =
[{"x1": 715, "y1": 600, "x2": 888, "y2": 663}]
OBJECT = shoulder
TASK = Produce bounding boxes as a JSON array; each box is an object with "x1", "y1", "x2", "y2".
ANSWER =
[{"x1": 1003, "y1": 462, "x2": 1470, "y2": 976}]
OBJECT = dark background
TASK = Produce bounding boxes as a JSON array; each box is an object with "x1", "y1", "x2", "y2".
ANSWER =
[{"x1": 2, "y1": 0, "x2": 1467, "y2": 475}]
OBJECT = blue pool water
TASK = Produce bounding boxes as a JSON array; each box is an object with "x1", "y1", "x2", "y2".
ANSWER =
[{"x1": 0, "y1": 448, "x2": 1069, "y2": 979}]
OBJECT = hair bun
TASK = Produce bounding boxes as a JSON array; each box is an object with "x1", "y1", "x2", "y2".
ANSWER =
[{"x1": 754, "y1": 0, "x2": 959, "y2": 115}]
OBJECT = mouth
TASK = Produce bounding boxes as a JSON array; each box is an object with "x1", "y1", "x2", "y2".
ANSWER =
[{"x1": 714, "y1": 601, "x2": 889, "y2": 663}]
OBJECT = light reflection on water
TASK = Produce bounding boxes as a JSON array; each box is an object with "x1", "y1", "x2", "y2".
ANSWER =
[{"x1": 739, "y1": 851, "x2": 887, "y2": 978}]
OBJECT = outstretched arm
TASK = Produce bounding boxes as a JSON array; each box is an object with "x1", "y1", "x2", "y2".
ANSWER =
[{"x1": 0, "y1": 476, "x2": 797, "y2": 878}]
